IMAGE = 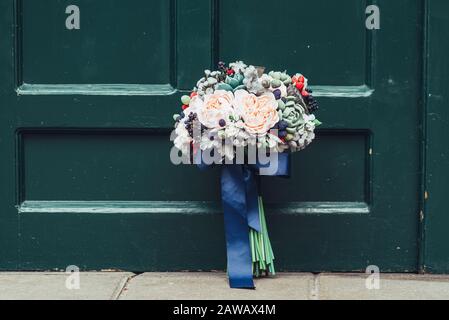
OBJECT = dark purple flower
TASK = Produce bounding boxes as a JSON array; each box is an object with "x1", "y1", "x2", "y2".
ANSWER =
[
  {"x1": 278, "y1": 130, "x2": 288, "y2": 138},
  {"x1": 273, "y1": 89, "x2": 282, "y2": 100},
  {"x1": 278, "y1": 120, "x2": 289, "y2": 131}
]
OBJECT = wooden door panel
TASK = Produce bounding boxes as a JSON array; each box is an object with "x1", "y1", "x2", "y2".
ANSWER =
[
  {"x1": 20, "y1": 131, "x2": 221, "y2": 201},
  {"x1": 219, "y1": 0, "x2": 369, "y2": 86},
  {"x1": 21, "y1": 0, "x2": 172, "y2": 84}
]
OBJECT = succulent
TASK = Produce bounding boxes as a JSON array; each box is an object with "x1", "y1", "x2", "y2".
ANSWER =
[
  {"x1": 225, "y1": 73, "x2": 244, "y2": 89},
  {"x1": 243, "y1": 65, "x2": 265, "y2": 95},
  {"x1": 270, "y1": 79, "x2": 282, "y2": 88},
  {"x1": 194, "y1": 69, "x2": 224, "y2": 96},
  {"x1": 216, "y1": 83, "x2": 234, "y2": 92},
  {"x1": 276, "y1": 88, "x2": 318, "y2": 152},
  {"x1": 229, "y1": 61, "x2": 248, "y2": 74},
  {"x1": 286, "y1": 84, "x2": 308, "y2": 111},
  {"x1": 281, "y1": 103, "x2": 306, "y2": 133},
  {"x1": 277, "y1": 99, "x2": 286, "y2": 111},
  {"x1": 233, "y1": 84, "x2": 246, "y2": 92},
  {"x1": 269, "y1": 71, "x2": 292, "y2": 86}
]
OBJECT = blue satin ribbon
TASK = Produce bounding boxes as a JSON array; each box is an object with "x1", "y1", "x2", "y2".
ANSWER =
[{"x1": 196, "y1": 151, "x2": 290, "y2": 289}]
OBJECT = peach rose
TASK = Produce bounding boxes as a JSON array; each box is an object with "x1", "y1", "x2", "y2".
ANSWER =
[
  {"x1": 234, "y1": 90, "x2": 279, "y2": 135},
  {"x1": 190, "y1": 90, "x2": 234, "y2": 129}
]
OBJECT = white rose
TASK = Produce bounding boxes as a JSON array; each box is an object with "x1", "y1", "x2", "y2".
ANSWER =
[
  {"x1": 233, "y1": 90, "x2": 279, "y2": 135},
  {"x1": 190, "y1": 90, "x2": 235, "y2": 129}
]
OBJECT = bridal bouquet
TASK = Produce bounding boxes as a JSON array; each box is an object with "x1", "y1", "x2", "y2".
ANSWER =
[
  {"x1": 171, "y1": 61, "x2": 321, "y2": 289},
  {"x1": 173, "y1": 61, "x2": 320, "y2": 159}
]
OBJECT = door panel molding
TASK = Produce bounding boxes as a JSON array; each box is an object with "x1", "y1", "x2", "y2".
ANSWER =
[
  {"x1": 18, "y1": 200, "x2": 370, "y2": 216},
  {"x1": 16, "y1": 83, "x2": 176, "y2": 96}
]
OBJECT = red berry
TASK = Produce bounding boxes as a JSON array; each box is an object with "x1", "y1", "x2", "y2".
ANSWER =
[
  {"x1": 182, "y1": 104, "x2": 189, "y2": 110},
  {"x1": 291, "y1": 76, "x2": 298, "y2": 83},
  {"x1": 296, "y1": 82, "x2": 304, "y2": 91},
  {"x1": 190, "y1": 92, "x2": 198, "y2": 98},
  {"x1": 226, "y1": 69, "x2": 235, "y2": 76},
  {"x1": 301, "y1": 90, "x2": 309, "y2": 97},
  {"x1": 299, "y1": 75, "x2": 305, "y2": 83}
]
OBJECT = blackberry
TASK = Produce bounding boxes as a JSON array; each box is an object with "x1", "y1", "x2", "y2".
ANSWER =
[
  {"x1": 305, "y1": 95, "x2": 319, "y2": 113},
  {"x1": 219, "y1": 119, "x2": 226, "y2": 127},
  {"x1": 303, "y1": 91, "x2": 319, "y2": 113},
  {"x1": 183, "y1": 113, "x2": 201, "y2": 138}
]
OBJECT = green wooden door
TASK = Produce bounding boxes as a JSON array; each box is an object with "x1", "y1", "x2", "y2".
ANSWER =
[
  {"x1": 0, "y1": 0, "x2": 423, "y2": 272},
  {"x1": 422, "y1": 0, "x2": 449, "y2": 273}
]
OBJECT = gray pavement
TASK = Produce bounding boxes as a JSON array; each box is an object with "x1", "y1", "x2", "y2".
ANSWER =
[{"x1": 1, "y1": 272, "x2": 449, "y2": 300}]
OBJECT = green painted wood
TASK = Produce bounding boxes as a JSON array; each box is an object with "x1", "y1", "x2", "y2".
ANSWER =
[
  {"x1": 20, "y1": 0, "x2": 173, "y2": 84},
  {"x1": 0, "y1": 0, "x2": 426, "y2": 272},
  {"x1": 0, "y1": 0, "x2": 19, "y2": 270},
  {"x1": 17, "y1": 84, "x2": 176, "y2": 96},
  {"x1": 218, "y1": 0, "x2": 369, "y2": 86},
  {"x1": 176, "y1": 0, "x2": 214, "y2": 90},
  {"x1": 18, "y1": 201, "x2": 369, "y2": 215},
  {"x1": 423, "y1": 0, "x2": 449, "y2": 273}
]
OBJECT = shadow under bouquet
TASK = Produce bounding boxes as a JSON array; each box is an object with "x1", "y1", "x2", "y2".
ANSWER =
[{"x1": 172, "y1": 61, "x2": 321, "y2": 289}]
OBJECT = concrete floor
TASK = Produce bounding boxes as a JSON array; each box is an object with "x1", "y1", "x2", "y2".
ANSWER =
[{"x1": 1, "y1": 272, "x2": 449, "y2": 300}]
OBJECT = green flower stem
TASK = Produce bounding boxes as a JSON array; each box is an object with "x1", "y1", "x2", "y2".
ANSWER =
[
  {"x1": 249, "y1": 196, "x2": 275, "y2": 277},
  {"x1": 250, "y1": 230, "x2": 256, "y2": 263}
]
